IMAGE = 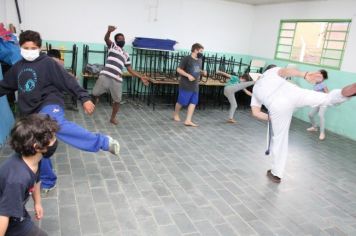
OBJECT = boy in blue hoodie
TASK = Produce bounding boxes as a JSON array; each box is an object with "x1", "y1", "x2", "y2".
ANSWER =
[{"x1": 0, "y1": 30, "x2": 120, "y2": 191}]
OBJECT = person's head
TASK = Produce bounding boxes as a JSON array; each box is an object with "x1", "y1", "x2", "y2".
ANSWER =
[
  {"x1": 240, "y1": 73, "x2": 252, "y2": 82},
  {"x1": 19, "y1": 30, "x2": 42, "y2": 61},
  {"x1": 319, "y1": 69, "x2": 328, "y2": 80},
  {"x1": 10, "y1": 114, "x2": 59, "y2": 158},
  {"x1": 114, "y1": 33, "x2": 125, "y2": 48},
  {"x1": 191, "y1": 43, "x2": 204, "y2": 59},
  {"x1": 264, "y1": 64, "x2": 277, "y2": 73},
  {"x1": 47, "y1": 49, "x2": 64, "y2": 66}
]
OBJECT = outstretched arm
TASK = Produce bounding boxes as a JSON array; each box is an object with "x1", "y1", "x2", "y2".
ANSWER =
[
  {"x1": 342, "y1": 83, "x2": 356, "y2": 97},
  {"x1": 127, "y1": 66, "x2": 149, "y2": 86},
  {"x1": 278, "y1": 68, "x2": 323, "y2": 84},
  {"x1": 216, "y1": 71, "x2": 231, "y2": 79}
]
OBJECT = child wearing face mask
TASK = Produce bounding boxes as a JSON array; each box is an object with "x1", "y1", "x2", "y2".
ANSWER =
[
  {"x1": 173, "y1": 43, "x2": 207, "y2": 127},
  {"x1": 217, "y1": 71, "x2": 255, "y2": 123},
  {"x1": 0, "y1": 114, "x2": 59, "y2": 236},
  {"x1": 92, "y1": 25, "x2": 149, "y2": 125},
  {"x1": 0, "y1": 31, "x2": 121, "y2": 181}
]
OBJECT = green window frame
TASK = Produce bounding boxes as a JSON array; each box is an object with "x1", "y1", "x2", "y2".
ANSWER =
[{"x1": 275, "y1": 19, "x2": 352, "y2": 69}]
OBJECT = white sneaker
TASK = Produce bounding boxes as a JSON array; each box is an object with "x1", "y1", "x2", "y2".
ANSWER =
[
  {"x1": 307, "y1": 127, "x2": 318, "y2": 132},
  {"x1": 108, "y1": 136, "x2": 120, "y2": 157}
]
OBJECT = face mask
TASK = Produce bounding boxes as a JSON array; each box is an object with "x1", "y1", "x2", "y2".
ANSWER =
[
  {"x1": 43, "y1": 140, "x2": 58, "y2": 158},
  {"x1": 116, "y1": 40, "x2": 125, "y2": 48},
  {"x1": 197, "y1": 52, "x2": 203, "y2": 59},
  {"x1": 21, "y1": 48, "x2": 40, "y2": 61}
]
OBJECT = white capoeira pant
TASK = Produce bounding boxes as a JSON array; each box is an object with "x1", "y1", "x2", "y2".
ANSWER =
[
  {"x1": 224, "y1": 81, "x2": 255, "y2": 119},
  {"x1": 251, "y1": 67, "x2": 349, "y2": 178}
]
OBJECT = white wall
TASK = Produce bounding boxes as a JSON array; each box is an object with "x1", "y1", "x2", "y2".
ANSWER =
[
  {"x1": 0, "y1": 0, "x2": 7, "y2": 23},
  {"x1": 4, "y1": 0, "x2": 254, "y2": 53},
  {"x1": 249, "y1": 0, "x2": 356, "y2": 73}
]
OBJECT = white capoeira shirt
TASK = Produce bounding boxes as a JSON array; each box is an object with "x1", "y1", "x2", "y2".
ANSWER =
[{"x1": 250, "y1": 67, "x2": 289, "y2": 108}]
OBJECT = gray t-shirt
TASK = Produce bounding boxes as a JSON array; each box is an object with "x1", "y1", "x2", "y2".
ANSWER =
[{"x1": 178, "y1": 55, "x2": 202, "y2": 92}]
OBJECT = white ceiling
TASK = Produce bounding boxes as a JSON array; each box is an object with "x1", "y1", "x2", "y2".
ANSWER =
[{"x1": 223, "y1": 0, "x2": 327, "y2": 6}]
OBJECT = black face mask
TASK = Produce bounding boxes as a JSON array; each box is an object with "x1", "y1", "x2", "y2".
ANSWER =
[
  {"x1": 43, "y1": 140, "x2": 58, "y2": 158},
  {"x1": 197, "y1": 52, "x2": 203, "y2": 59},
  {"x1": 116, "y1": 40, "x2": 125, "y2": 48}
]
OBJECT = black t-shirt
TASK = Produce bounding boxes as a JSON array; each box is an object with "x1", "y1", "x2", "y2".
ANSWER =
[
  {"x1": 0, "y1": 153, "x2": 40, "y2": 236},
  {"x1": 178, "y1": 55, "x2": 202, "y2": 93}
]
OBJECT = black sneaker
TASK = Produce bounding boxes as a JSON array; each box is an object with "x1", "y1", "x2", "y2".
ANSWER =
[{"x1": 267, "y1": 170, "x2": 281, "y2": 183}]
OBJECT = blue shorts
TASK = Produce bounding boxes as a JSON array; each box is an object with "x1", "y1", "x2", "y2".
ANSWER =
[{"x1": 177, "y1": 89, "x2": 199, "y2": 106}]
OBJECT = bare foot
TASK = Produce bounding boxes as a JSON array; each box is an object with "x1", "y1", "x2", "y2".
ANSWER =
[
  {"x1": 184, "y1": 121, "x2": 199, "y2": 127},
  {"x1": 110, "y1": 118, "x2": 119, "y2": 125},
  {"x1": 307, "y1": 127, "x2": 318, "y2": 132},
  {"x1": 173, "y1": 113, "x2": 181, "y2": 122},
  {"x1": 227, "y1": 119, "x2": 237, "y2": 124},
  {"x1": 319, "y1": 132, "x2": 326, "y2": 140}
]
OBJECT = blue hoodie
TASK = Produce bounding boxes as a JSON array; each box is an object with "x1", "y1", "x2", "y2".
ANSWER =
[{"x1": 0, "y1": 53, "x2": 91, "y2": 115}]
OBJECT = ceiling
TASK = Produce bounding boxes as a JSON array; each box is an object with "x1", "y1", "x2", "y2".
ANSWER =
[{"x1": 223, "y1": 0, "x2": 327, "y2": 6}]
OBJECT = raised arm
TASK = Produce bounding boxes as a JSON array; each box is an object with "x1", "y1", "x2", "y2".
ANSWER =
[
  {"x1": 104, "y1": 25, "x2": 116, "y2": 47},
  {"x1": 278, "y1": 68, "x2": 323, "y2": 84}
]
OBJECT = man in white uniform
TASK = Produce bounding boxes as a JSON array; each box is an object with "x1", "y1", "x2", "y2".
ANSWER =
[{"x1": 250, "y1": 65, "x2": 352, "y2": 183}]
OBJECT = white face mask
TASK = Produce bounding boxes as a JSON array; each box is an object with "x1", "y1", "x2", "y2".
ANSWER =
[{"x1": 21, "y1": 48, "x2": 40, "y2": 61}]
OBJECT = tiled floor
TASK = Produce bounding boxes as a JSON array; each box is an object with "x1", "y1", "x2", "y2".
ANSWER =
[{"x1": 1, "y1": 101, "x2": 356, "y2": 236}]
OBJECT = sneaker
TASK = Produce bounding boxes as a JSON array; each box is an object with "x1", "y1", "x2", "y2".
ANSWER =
[
  {"x1": 307, "y1": 127, "x2": 318, "y2": 132},
  {"x1": 319, "y1": 132, "x2": 326, "y2": 140},
  {"x1": 108, "y1": 136, "x2": 120, "y2": 157},
  {"x1": 266, "y1": 170, "x2": 281, "y2": 183}
]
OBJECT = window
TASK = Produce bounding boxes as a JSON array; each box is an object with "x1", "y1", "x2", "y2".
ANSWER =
[{"x1": 275, "y1": 20, "x2": 351, "y2": 69}]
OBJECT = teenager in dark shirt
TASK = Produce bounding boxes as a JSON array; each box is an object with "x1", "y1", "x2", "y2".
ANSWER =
[
  {"x1": 0, "y1": 114, "x2": 59, "y2": 236},
  {"x1": 173, "y1": 43, "x2": 207, "y2": 127},
  {"x1": 0, "y1": 30, "x2": 120, "y2": 166}
]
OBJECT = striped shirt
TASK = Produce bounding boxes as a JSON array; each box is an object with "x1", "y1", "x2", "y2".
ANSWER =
[{"x1": 100, "y1": 42, "x2": 131, "y2": 82}]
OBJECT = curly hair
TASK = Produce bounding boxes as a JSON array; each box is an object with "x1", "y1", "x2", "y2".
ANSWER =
[
  {"x1": 10, "y1": 114, "x2": 59, "y2": 156},
  {"x1": 19, "y1": 30, "x2": 42, "y2": 47}
]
